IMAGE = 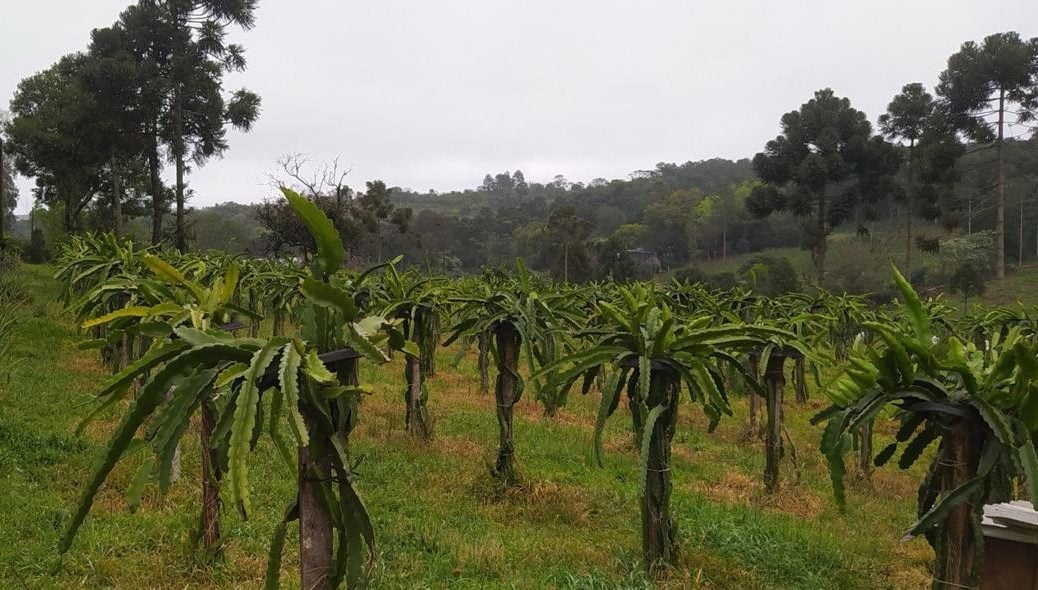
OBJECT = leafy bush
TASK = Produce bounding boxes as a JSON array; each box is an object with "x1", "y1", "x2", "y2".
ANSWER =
[
  {"x1": 23, "y1": 228, "x2": 49, "y2": 263},
  {"x1": 672, "y1": 267, "x2": 705, "y2": 283},
  {"x1": 822, "y1": 240, "x2": 893, "y2": 295},
  {"x1": 672, "y1": 268, "x2": 739, "y2": 291},
  {"x1": 0, "y1": 250, "x2": 29, "y2": 305},
  {"x1": 940, "y1": 231, "x2": 994, "y2": 308},
  {"x1": 0, "y1": 251, "x2": 27, "y2": 382},
  {"x1": 704, "y1": 271, "x2": 738, "y2": 291},
  {"x1": 738, "y1": 255, "x2": 801, "y2": 296}
]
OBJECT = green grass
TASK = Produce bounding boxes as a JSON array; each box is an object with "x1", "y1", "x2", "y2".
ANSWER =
[
  {"x1": 676, "y1": 227, "x2": 1038, "y2": 313},
  {"x1": 975, "y1": 264, "x2": 1038, "y2": 307},
  {"x1": 0, "y1": 264, "x2": 933, "y2": 588}
]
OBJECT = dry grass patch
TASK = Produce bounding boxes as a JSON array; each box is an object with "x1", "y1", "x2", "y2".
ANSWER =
[
  {"x1": 467, "y1": 476, "x2": 602, "y2": 528},
  {"x1": 688, "y1": 470, "x2": 824, "y2": 520},
  {"x1": 433, "y1": 435, "x2": 484, "y2": 459},
  {"x1": 887, "y1": 541, "x2": 933, "y2": 589},
  {"x1": 446, "y1": 532, "x2": 506, "y2": 576}
]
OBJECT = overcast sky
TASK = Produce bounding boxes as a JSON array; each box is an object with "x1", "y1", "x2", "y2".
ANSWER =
[{"x1": 4, "y1": 0, "x2": 1038, "y2": 214}]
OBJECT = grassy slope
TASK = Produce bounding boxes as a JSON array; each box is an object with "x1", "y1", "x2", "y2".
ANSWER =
[
  {"x1": 0, "y1": 264, "x2": 934, "y2": 589},
  {"x1": 679, "y1": 229, "x2": 1038, "y2": 309}
]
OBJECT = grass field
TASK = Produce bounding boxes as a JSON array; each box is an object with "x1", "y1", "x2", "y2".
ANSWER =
[{"x1": 1, "y1": 264, "x2": 937, "y2": 589}]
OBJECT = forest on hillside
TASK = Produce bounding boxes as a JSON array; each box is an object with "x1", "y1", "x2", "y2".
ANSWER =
[{"x1": 2, "y1": 6, "x2": 1038, "y2": 298}]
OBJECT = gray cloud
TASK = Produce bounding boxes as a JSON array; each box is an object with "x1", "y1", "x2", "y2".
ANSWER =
[{"x1": 4, "y1": 0, "x2": 1038, "y2": 214}]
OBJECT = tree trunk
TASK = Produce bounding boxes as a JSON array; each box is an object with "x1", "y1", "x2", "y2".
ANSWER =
[
  {"x1": 564, "y1": 242, "x2": 569, "y2": 282},
  {"x1": 1019, "y1": 188, "x2": 1024, "y2": 268},
  {"x1": 931, "y1": 420, "x2": 982, "y2": 589},
  {"x1": 641, "y1": 368, "x2": 680, "y2": 569},
  {"x1": 299, "y1": 417, "x2": 333, "y2": 590},
  {"x1": 906, "y1": 139, "x2": 915, "y2": 279},
  {"x1": 111, "y1": 157, "x2": 124, "y2": 237},
  {"x1": 747, "y1": 352, "x2": 761, "y2": 437},
  {"x1": 763, "y1": 354, "x2": 787, "y2": 493},
  {"x1": 814, "y1": 186, "x2": 829, "y2": 285},
  {"x1": 721, "y1": 217, "x2": 727, "y2": 260},
  {"x1": 148, "y1": 128, "x2": 163, "y2": 246},
  {"x1": 995, "y1": 88, "x2": 1006, "y2": 280},
  {"x1": 477, "y1": 330, "x2": 490, "y2": 396},
  {"x1": 491, "y1": 322, "x2": 521, "y2": 482},
  {"x1": 967, "y1": 192, "x2": 973, "y2": 236},
  {"x1": 64, "y1": 191, "x2": 73, "y2": 232},
  {"x1": 200, "y1": 400, "x2": 222, "y2": 557},
  {"x1": 173, "y1": 87, "x2": 187, "y2": 253},
  {"x1": 0, "y1": 137, "x2": 6, "y2": 249},
  {"x1": 404, "y1": 352, "x2": 430, "y2": 438},
  {"x1": 793, "y1": 356, "x2": 807, "y2": 404}
]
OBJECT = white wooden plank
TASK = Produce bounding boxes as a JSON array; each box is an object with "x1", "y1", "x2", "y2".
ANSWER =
[
  {"x1": 985, "y1": 504, "x2": 1038, "y2": 528},
  {"x1": 982, "y1": 514, "x2": 1038, "y2": 544}
]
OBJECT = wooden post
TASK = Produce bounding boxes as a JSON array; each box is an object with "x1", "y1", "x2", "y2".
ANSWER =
[
  {"x1": 299, "y1": 416, "x2": 333, "y2": 590},
  {"x1": 793, "y1": 356, "x2": 808, "y2": 404},
  {"x1": 404, "y1": 352, "x2": 430, "y2": 438},
  {"x1": 641, "y1": 367, "x2": 680, "y2": 569},
  {"x1": 492, "y1": 322, "x2": 521, "y2": 482},
  {"x1": 763, "y1": 353, "x2": 788, "y2": 493},
  {"x1": 932, "y1": 419, "x2": 982, "y2": 589},
  {"x1": 477, "y1": 330, "x2": 490, "y2": 396},
  {"x1": 295, "y1": 349, "x2": 361, "y2": 590},
  {"x1": 747, "y1": 351, "x2": 761, "y2": 438},
  {"x1": 200, "y1": 400, "x2": 222, "y2": 557}
]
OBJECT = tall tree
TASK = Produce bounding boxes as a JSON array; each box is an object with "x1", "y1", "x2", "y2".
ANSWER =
[
  {"x1": 0, "y1": 130, "x2": 17, "y2": 248},
  {"x1": 6, "y1": 55, "x2": 106, "y2": 232},
  {"x1": 162, "y1": 0, "x2": 262, "y2": 252},
  {"x1": 879, "y1": 83, "x2": 937, "y2": 278},
  {"x1": 915, "y1": 104, "x2": 967, "y2": 231},
  {"x1": 357, "y1": 180, "x2": 409, "y2": 261},
  {"x1": 112, "y1": 1, "x2": 176, "y2": 245},
  {"x1": 747, "y1": 88, "x2": 900, "y2": 284},
  {"x1": 937, "y1": 32, "x2": 1038, "y2": 279},
  {"x1": 513, "y1": 169, "x2": 529, "y2": 198},
  {"x1": 543, "y1": 206, "x2": 592, "y2": 282},
  {"x1": 83, "y1": 25, "x2": 154, "y2": 237}
]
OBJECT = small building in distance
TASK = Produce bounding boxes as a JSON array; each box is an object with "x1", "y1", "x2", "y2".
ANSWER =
[{"x1": 626, "y1": 248, "x2": 662, "y2": 275}]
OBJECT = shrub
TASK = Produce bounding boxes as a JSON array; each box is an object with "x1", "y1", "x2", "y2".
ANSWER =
[
  {"x1": 941, "y1": 231, "x2": 994, "y2": 308},
  {"x1": 703, "y1": 271, "x2": 738, "y2": 291},
  {"x1": 672, "y1": 267, "x2": 706, "y2": 284},
  {"x1": 24, "y1": 228, "x2": 49, "y2": 263},
  {"x1": 823, "y1": 240, "x2": 892, "y2": 295},
  {"x1": 738, "y1": 255, "x2": 801, "y2": 296},
  {"x1": 0, "y1": 251, "x2": 29, "y2": 305}
]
